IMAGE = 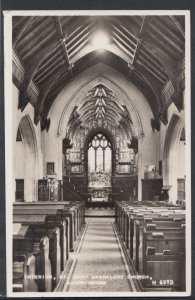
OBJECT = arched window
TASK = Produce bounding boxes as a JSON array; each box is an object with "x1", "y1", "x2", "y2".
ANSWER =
[
  {"x1": 88, "y1": 133, "x2": 112, "y2": 188},
  {"x1": 88, "y1": 133, "x2": 111, "y2": 172}
]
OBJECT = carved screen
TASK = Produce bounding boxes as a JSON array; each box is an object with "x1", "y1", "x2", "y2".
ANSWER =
[{"x1": 88, "y1": 133, "x2": 111, "y2": 187}]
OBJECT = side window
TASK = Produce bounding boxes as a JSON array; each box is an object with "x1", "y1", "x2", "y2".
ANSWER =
[{"x1": 15, "y1": 179, "x2": 24, "y2": 202}]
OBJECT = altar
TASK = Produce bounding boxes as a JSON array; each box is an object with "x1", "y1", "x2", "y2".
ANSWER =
[
  {"x1": 88, "y1": 187, "x2": 111, "y2": 202},
  {"x1": 88, "y1": 171, "x2": 111, "y2": 202}
]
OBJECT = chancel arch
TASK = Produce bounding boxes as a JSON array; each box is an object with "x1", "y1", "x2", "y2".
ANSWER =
[
  {"x1": 56, "y1": 68, "x2": 145, "y2": 139},
  {"x1": 63, "y1": 96, "x2": 139, "y2": 202}
]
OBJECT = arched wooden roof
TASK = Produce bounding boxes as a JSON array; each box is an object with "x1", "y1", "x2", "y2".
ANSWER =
[{"x1": 12, "y1": 15, "x2": 185, "y2": 129}]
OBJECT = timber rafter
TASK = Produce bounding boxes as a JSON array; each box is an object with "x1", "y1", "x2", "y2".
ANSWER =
[{"x1": 12, "y1": 15, "x2": 185, "y2": 130}]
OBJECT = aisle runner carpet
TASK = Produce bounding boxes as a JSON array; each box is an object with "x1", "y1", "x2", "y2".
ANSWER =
[
  {"x1": 64, "y1": 216, "x2": 132, "y2": 292},
  {"x1": 85, "y1": 207, "x2": 115, "y2": 217}
]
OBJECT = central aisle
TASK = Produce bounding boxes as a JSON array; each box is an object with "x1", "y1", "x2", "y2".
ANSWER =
[{"x1": 64, "y1": 215, "x2": 132, "y2": 292}]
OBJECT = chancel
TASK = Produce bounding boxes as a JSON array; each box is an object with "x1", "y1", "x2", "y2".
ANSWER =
[{"x1": 11, "y1": 13, "x2": 188, "y2": 294}]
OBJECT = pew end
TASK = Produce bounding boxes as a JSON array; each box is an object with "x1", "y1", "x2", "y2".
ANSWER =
[{"x1": 13, "y1": 253, "x2": 38, "y2": 292}]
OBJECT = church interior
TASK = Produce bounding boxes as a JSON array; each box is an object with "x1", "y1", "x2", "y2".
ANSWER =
[{"x1": 11, "y1": 14, "x2": 187, "y2": 293}]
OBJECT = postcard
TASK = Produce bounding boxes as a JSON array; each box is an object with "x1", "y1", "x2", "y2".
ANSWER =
[{"x1": 4, "y1": 9, "x2": 191, "y2": 297}]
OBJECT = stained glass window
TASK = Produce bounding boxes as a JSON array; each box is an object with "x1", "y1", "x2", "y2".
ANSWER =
[
  {"x1": 88, "y1": 134, "x2": 111, "y2": 172},
  {"x1": 88, "y1": 133, "x2": 112, "y2": 188}
]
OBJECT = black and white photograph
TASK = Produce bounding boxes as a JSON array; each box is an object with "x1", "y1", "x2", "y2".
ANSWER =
[{"x1": 4, "y1": 10, "x2": 191, "y2": 297}]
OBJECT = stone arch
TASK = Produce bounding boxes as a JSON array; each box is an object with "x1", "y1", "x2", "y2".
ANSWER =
[
  {"x1": 57, "y1": 73, "x2": 144, "y2": 139},
  {"x1": 163, "y1": 114, "x2": 184, "y2": 203},
  {"x1": 16, "y1": 114, "x2": 39, "y2": 202}
]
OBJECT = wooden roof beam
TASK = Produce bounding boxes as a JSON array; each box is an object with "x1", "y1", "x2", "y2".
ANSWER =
[
  {"x1": 34, "y1": 55, "x2": 64, "y2": 82},
  {"x1": 139, "y1": 46, "x2": 166, "y2": 72},
  {"x1": 145, "y1": 28, "x2": 177, "y2": 59},
  {"x1": 111, "y1": 23, "x2": 137, "y2": 50},
  {"x1": 81, "y1": 109, "x2": 121, "y2": 122},
  {"x1": 68, "y1": 41, "x2": 93, "y2": 63},
  {"x1": 112, "y1": 31, "x2": 135, "y2": 56},
  {"x1": 126, "y1": 17, "x2": 148, "y2": 79},
  {"x1": 54, "y1": 17, "x2": 71, "y2": 66},
  {"x1": 139, "y1": 50, "x2": 168, "y2": 82},
  {"x1": 154, "y1": 17, "x2": 185, "y2": 45},
  {"x1": 66, "y1": 23, "x2": 92, "y2": 50},
  {"x1": 34, "y1": 67, "x2": 67, "y2": 124},
  {"x1": 148, "y1": 21, "x2": 184, "y2": 54},
  {"x1": 84, "y1": 116, "x2": 118, "y2": 126},
  {"x1": 106, "y1": 104, "x2": 123, "y2": 117},
  {"x1": 17, "y1": 41, "x2": 60, "y2": 110},
  {"x1": 13, "y1": 16, "x2": 28, "y2": 28},
  {"x1": 138, "y1": 67, "x2": 168, "y2": 123},
  {"x1": 16, "y1": 17, "x2": 51, "y2": 50},
  {"x1": 34, "y1": 57, "x2": 63, "y2": 84},
  {"x1": 78, "y1": 97, "x2": 122, "y2": 114},
  {"x1": 79, "y1": 103, "x2": 120, "y2": 120},
  {"x1": 48, "y1": 71, "x2": 69, "y2": 93},
  {"x1": 22, "y1": 31, "x2": 56, "y2": 60},
  {"x1": 137, "y1": 56, "x2": 167, "y2": 83},
  {"x1": 136, "y1": 58, "x2": 165, "y2": 84},
  {"x1": 82, "y1": 112, "x2": 119, "y2": 125},
  {"x1": 13, "y1": 16, "x2": 35, "y2": 49},
  {"x1": 66, "y1": 25, "x2": 84, "y2": 43},
  {"x1": 139, "y1": 16, "x2": 148, "y2": 38},
  {"x1": 37, "y1": 62, "x2": 65, "y2": 85},
  {"x1": 34, "y1": 48, "x2": 62, "y2": 75},
  {"x1": 68, "y1": 30, "x2": 91, "y2": 57},
  {"x1": 120, "y1": 16, "x2": 141, "y2": 37},
  {"x1": 19, "y1": 23, "x2": 55, "y2": 57},
  {"x1": 132, "y1": 16, "x2": 148, "y2": 64},
  {"x1": 118, "y1": 22, "x2": 138, "y2": 43},
  {"x1": 169, "y1": 16, "x2": 185, "y2": 38},
  {"x1": 112, "y1": 38, "x2": 134, "y2": 63}
]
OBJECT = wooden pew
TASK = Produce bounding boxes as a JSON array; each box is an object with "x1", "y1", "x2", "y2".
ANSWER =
[
  {"x1": 129, "y1": 214, "x2": 185, "y2": 260},
  {"x1": 124, "y1": 211, "x2": 162, "y2": 251},
  {"x1": 123, "y1": 206, "x2": 185, "y2": 247},
  {"x1": 142, "y1": 250, "x2": 185, "y2": 290},
  {"x1": 14, "y1": 202, "x2": 75, "y2": 252},
  {"x1": 115, "y1": 200, "x2": 184, "y2": 229},
  {"x1": 115, "y1": 202, "x2": 185, "y2": 260},
  {"x1": 13, "y1": 214, "x2": 47, "y2": 224},
  {"x1": 13, "y1": 253, "x2": 38, "y2": 292},
  {"x1": 138, "y1": 230, "x2": 185, "y2": 291},
  {"x1": 14, "y1": 201, "x2": 84, "y2": 247},
  {"x1": 13, "y1": 207, "x2": 68, "y2": 267},
  {"x1": 13, "y1": 213, "x2": 61, "y2": 290},
  {"x1": 72, "y1": 201, "x2": 86, "y2": 235},
  {"x1": 138, "y1": 229, "x2": 185, "y2": 271},
  {"x1": 133, "y1": 221, "x2": 185, "y2": 271},
  {"x1": 13, "y1": 201, "x2": 86, "y2": 264},
  {"x1": 114, "y1": 200, "x2": 186, "y2": 292},
  {"x1": 13, "y1": 223, "x2": 52, "y2": 292}
]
